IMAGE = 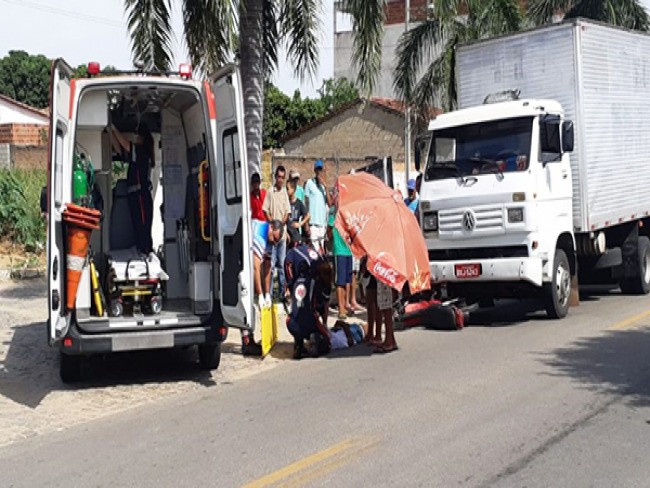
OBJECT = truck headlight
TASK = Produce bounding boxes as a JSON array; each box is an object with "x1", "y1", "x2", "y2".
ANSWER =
[
  {"x1": 507, "y1": 207, "x2": 524, "y2": 223},
  {"x1": 423, "y1": 212, "x2": 438, "y2": 231}
]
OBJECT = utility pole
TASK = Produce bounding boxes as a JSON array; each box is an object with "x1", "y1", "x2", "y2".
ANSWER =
[{"x1": 404, "y1": 0, "x2": 412, "y2": 195}]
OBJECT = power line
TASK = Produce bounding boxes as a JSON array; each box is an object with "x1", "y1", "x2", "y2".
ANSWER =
[{"x1": 1, "y1": 0, "x2": 126, "y2": 28}]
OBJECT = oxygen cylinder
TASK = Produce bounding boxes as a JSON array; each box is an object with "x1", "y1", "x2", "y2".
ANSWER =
[{"x1": 73, "y1": 153, "x2": 89, "y2": 206}]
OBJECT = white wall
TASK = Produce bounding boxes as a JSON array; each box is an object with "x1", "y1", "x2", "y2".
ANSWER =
[
  {"x1": 0, "y1": 99, "x2": 47, "y2": 125},
  {"x1": 334, "y1": 23, "x2": 434, "y2": 100}
]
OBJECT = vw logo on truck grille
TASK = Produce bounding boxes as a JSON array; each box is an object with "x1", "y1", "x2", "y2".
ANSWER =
[{"x1": 462, "y1": 210, "x2": 476, "y2": 232}]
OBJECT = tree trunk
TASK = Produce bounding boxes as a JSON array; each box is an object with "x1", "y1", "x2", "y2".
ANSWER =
[{"x1": 239, "y1": 0, "x2": 265, "y2": 178}]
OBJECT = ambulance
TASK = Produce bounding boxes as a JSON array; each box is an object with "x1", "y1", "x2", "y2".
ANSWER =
[{"x1": 44, "y1": 60, "x2": 254, "y2": 382}]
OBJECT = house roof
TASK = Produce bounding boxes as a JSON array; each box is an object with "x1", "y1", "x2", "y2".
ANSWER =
[
  {"x1": 0, "y1": 94, "x2": 49, "y2": 122},
  {"x1": 281, "y1": 97, "x2": 443, "y2": 143}
]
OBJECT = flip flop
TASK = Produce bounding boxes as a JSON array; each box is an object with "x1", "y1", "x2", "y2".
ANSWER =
[{"x1": 373, "y1": 345, "x2": 399, "y2": 354}]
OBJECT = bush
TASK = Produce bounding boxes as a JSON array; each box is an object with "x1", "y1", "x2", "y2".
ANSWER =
[{"x1": 0, "y1": 169, "x2": 46, "y2": 251}]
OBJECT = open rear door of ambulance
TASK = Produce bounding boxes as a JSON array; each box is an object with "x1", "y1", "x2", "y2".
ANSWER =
[
  {"x1": 47, "y1": 59, "x2": 74, "y2": 345},
  {"x1": 209, "y1": 65, "x2": 253, "y2": 329}
]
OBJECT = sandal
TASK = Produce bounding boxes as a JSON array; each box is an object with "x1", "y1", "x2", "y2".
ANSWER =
[{"x1": 373, "y1": 345, "x2": 399, "y2": 354}]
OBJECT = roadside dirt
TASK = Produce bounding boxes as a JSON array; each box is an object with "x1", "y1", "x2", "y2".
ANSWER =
[{"x1": 0, "y1": 278, "x2": 295, "y2": 448}]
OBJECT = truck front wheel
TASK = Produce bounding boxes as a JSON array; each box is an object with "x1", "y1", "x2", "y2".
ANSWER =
[
  {"x1": 543, "y1": 249, "x2": 571, "y2": 319},
  {"x1": 620, "y1": 236, "x2": 650, "y2": 295}
]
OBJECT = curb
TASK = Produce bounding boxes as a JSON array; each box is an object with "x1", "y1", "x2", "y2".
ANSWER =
[{"x1": 0, "y1": 267, "x2": 45, "y2": 281}]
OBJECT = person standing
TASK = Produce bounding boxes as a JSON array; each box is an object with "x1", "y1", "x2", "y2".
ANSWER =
[
  {"x1": 250, "y1": 172, "x2": 267, "y2": 221},
  {"x1": 374, "y1": 280, "x2": 398, "y2": 354},
  {"x1": 328, "y1": 208, "x2": 354, "y2": 319},
  {"x1": 263, "y1": 165, "x2": 291, "y2": 300},
  {"x1": 288, "y1": 169, "x2": 305, "y2": 203},
  {"x1": 287, "y1": 179, "x2": 310, "y2": 248},
  {"x1": 304, "y1": 160, "x2": 332, "y2": 255},
  {"x1": 404, "y1": 178, "x2": 419, "y2": 214}
]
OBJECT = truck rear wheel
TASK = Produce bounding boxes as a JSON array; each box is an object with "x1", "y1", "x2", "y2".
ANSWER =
[
  {"x1": 198, "y1": 342, "x2": 221, "y2": 371},
  {"x1": 620, "y1": 237, "x2": 650, "y2": 295},
  {"x1": 543, "y1": 249, "x2": 571, "y2": 319},
  {"x1": 59, "y1": 353, "x2": 83, "y2": 383}
]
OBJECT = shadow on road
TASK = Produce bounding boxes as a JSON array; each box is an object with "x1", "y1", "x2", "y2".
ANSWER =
[
  {"x1": 0, "y1": 320, "x2": 216, "y2": 409},
  {"x1": 467, "y1": 300, "x2": 549, "y2": 327},
  {"x1": 540, "y1": 326, "x2": 650, "y2": 406}
]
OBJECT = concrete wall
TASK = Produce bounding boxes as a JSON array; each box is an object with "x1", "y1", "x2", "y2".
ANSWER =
[{"x1": 282, "y1": 103, "x2": 407, "y2": 162}]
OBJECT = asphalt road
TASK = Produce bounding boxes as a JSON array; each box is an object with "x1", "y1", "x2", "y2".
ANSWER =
[{"x1": 3, "y1": 288, "x2": 650, "y2": 487}]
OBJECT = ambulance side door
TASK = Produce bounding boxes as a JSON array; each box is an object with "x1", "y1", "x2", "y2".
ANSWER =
[
  {"x1": 47, "y1": 59, "x2": 74, "y2": 344},
  {"x1": 210, "y1": 66, "x2": 253, "y2": 328}
]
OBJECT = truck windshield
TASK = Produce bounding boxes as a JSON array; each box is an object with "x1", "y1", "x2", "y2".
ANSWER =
[{"x1": 424, "y1": 117, "x2": 533, "y2": 181}]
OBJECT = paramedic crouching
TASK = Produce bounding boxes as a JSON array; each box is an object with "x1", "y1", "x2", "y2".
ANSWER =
[
  {"x1": 111, "y1": 123, "x2": 155, "y2": 254},
  {"x1": 284, "y1": 243, "x2": 333, "y2": 359}
]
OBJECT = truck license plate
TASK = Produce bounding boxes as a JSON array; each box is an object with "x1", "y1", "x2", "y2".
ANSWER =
[{"x1": 455, "y1": 263, "x2": 482, "y2": 279}]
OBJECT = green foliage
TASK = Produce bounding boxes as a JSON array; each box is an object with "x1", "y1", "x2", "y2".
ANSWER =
[
  {"x1": 264, "y1": 78, "x2": 359, "y2": 148},
  {"x1": 527, "y1": 0, "x2": 650, "y2": 30},
  {"x1": 0, "y1": 51, "x2": 51, "y2": 108},
  {"x1": 0, "y1": 169, "x2": 46, "y2": 251}
]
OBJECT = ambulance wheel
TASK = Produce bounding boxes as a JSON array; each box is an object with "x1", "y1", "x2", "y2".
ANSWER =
[
  {"x1": 59, "y1": 353, "x2": 83, "y2": 383},
  {"x1": 198, "y1": 342, "x2": 221, "y2": 371},
  {"x1": 109, "y1": 300, "x2": 123, "y2": 317}
]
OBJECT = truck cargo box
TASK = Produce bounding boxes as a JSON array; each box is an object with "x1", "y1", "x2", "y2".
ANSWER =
[{"x1": 456, "y1": 19, "x2": 650, "y2": 233}]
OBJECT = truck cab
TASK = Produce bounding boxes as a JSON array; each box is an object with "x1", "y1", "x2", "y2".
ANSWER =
[
  {"x1": 418, "y1": 93, "x2": 575, "y2": 318},
  {"x1": 46, "y1": 60, "x2": 254, "y2": 381}
]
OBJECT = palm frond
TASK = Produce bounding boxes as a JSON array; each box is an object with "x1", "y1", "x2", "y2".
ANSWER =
[
  {"x1": 279, "y1": 0, "x2": 322, "y2": 82},
  {"x1": 393, "y1": 20, "x2": 443, "y2": 102},
  {"x1": 346, "y1": 0, "x2": 386, "y2": 96},
  {"x1": 565, "y1": 0, "x2": 650, "y2": 31},
  {"x1": 263, "y1": 0, "x2": 280, "y2": 79},
  {"x1": 124, "y1": 0, "x2": 174, "y2": 71},
  {"x1": 181, "y1": 0, "x2": 238, "y2": 74},
  {"x1": 526, "y1": 0, "x2": 573, "y2": 25},
  {"x1": 473, "y1": 0, "x2": 523, "y2": 37}
]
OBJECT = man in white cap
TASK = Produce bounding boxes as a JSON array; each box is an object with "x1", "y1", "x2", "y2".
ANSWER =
[{"x1": 288, "y1": 169, "x2": 305, "y2": 203}]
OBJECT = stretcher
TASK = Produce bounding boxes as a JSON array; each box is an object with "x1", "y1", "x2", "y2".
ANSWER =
[{"x1": 106, "y1": 247, "x2": 169, "y2": 317}]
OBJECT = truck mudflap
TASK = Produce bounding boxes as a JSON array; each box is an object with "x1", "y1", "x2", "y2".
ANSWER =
[
  {"x1": 430, "y1": 257, "x2": 544, "y2": 287},
  {"x1": 59, "y1": 322, "x2": 227, "y2": 355}
]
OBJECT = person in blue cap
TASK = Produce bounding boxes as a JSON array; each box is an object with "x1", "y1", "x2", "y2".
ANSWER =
[
  {"x1": 404, "y1": 178, "x2": 419, "y2": 213},
  {"x1": 304, "y1": 159, "x2": 333, "y2": 254}
]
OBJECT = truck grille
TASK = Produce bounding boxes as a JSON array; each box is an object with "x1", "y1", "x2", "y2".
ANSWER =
[
  {"x1": 439, "y1": 206, "x2": 504, "y2": 235},
  {"x1": 428, "y1": 245, "x2": 528, "y2": 261}
]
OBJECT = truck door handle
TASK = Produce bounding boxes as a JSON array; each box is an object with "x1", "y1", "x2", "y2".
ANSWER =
[{"x1": 562, "y1": 170, "x2": 568, "y2": 179}]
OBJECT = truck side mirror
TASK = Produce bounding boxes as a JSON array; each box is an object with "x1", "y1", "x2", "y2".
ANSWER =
[
  {"x1": 562, "y1": 121, "x2": 574, "y2": 152},
  {"x1": 414, "y1": 140, "x2": 421, "y2": 171},
  {"x1": 540, "y1": 116, "x2": 561, "y2": 154}
]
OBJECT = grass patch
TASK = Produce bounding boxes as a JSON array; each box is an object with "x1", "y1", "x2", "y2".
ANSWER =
[{"x1": 0, "y1": 169, "x2": 47, "y2": 252}]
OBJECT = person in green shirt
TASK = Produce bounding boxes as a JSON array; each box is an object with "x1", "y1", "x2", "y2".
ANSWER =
[{"x1": 328, "y1": 209, "x2": 353, "y2": 319}]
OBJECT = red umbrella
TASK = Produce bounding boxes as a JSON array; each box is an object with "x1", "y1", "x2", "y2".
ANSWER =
[{"x1": 334, "y1": 173, "x2": 431, "y2": 293}]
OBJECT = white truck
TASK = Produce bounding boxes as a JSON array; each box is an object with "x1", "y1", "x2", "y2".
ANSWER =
[
  {"x1": 44, "y1": 60, "x2": 254, "y2": 381},
  {"x1": 417, "y1": 19, "x2": 650, "y2": 319}
]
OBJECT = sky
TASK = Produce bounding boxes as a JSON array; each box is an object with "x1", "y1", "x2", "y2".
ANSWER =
[
  {"x1": 0, "y1": 0, "x2": 348, "y2": 98},
  {"x1": 2, "y1": 0, "x2": 650, "y2": 99}
]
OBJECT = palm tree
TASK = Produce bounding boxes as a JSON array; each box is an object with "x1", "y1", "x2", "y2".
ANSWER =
[
  {"x1": 527, "y1": 0, "x2": 650, "y2": 30},
  {"x1": 123, "y1": 0, "x2": 386, "y2": 174},
  {"x1": 393, "y1": 0, "x2": 523, "y2": 115}
]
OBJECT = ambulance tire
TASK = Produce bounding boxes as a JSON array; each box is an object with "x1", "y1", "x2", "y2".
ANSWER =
[
  {"x1": 59, "y1": 352, "x2": 83, "y2": 383},
  {"x1": 198, "y1": 342, "x2": 221, "y2": 371}
]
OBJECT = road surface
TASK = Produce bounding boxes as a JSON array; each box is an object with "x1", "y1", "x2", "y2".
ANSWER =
[{"x1": 2, "y1": 287, "x2": 650, "y2": 487}]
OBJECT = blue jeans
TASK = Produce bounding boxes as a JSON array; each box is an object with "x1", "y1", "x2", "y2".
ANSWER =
[{"x1": 271, "y1": 238, "x2": 287, "y2": 296}]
